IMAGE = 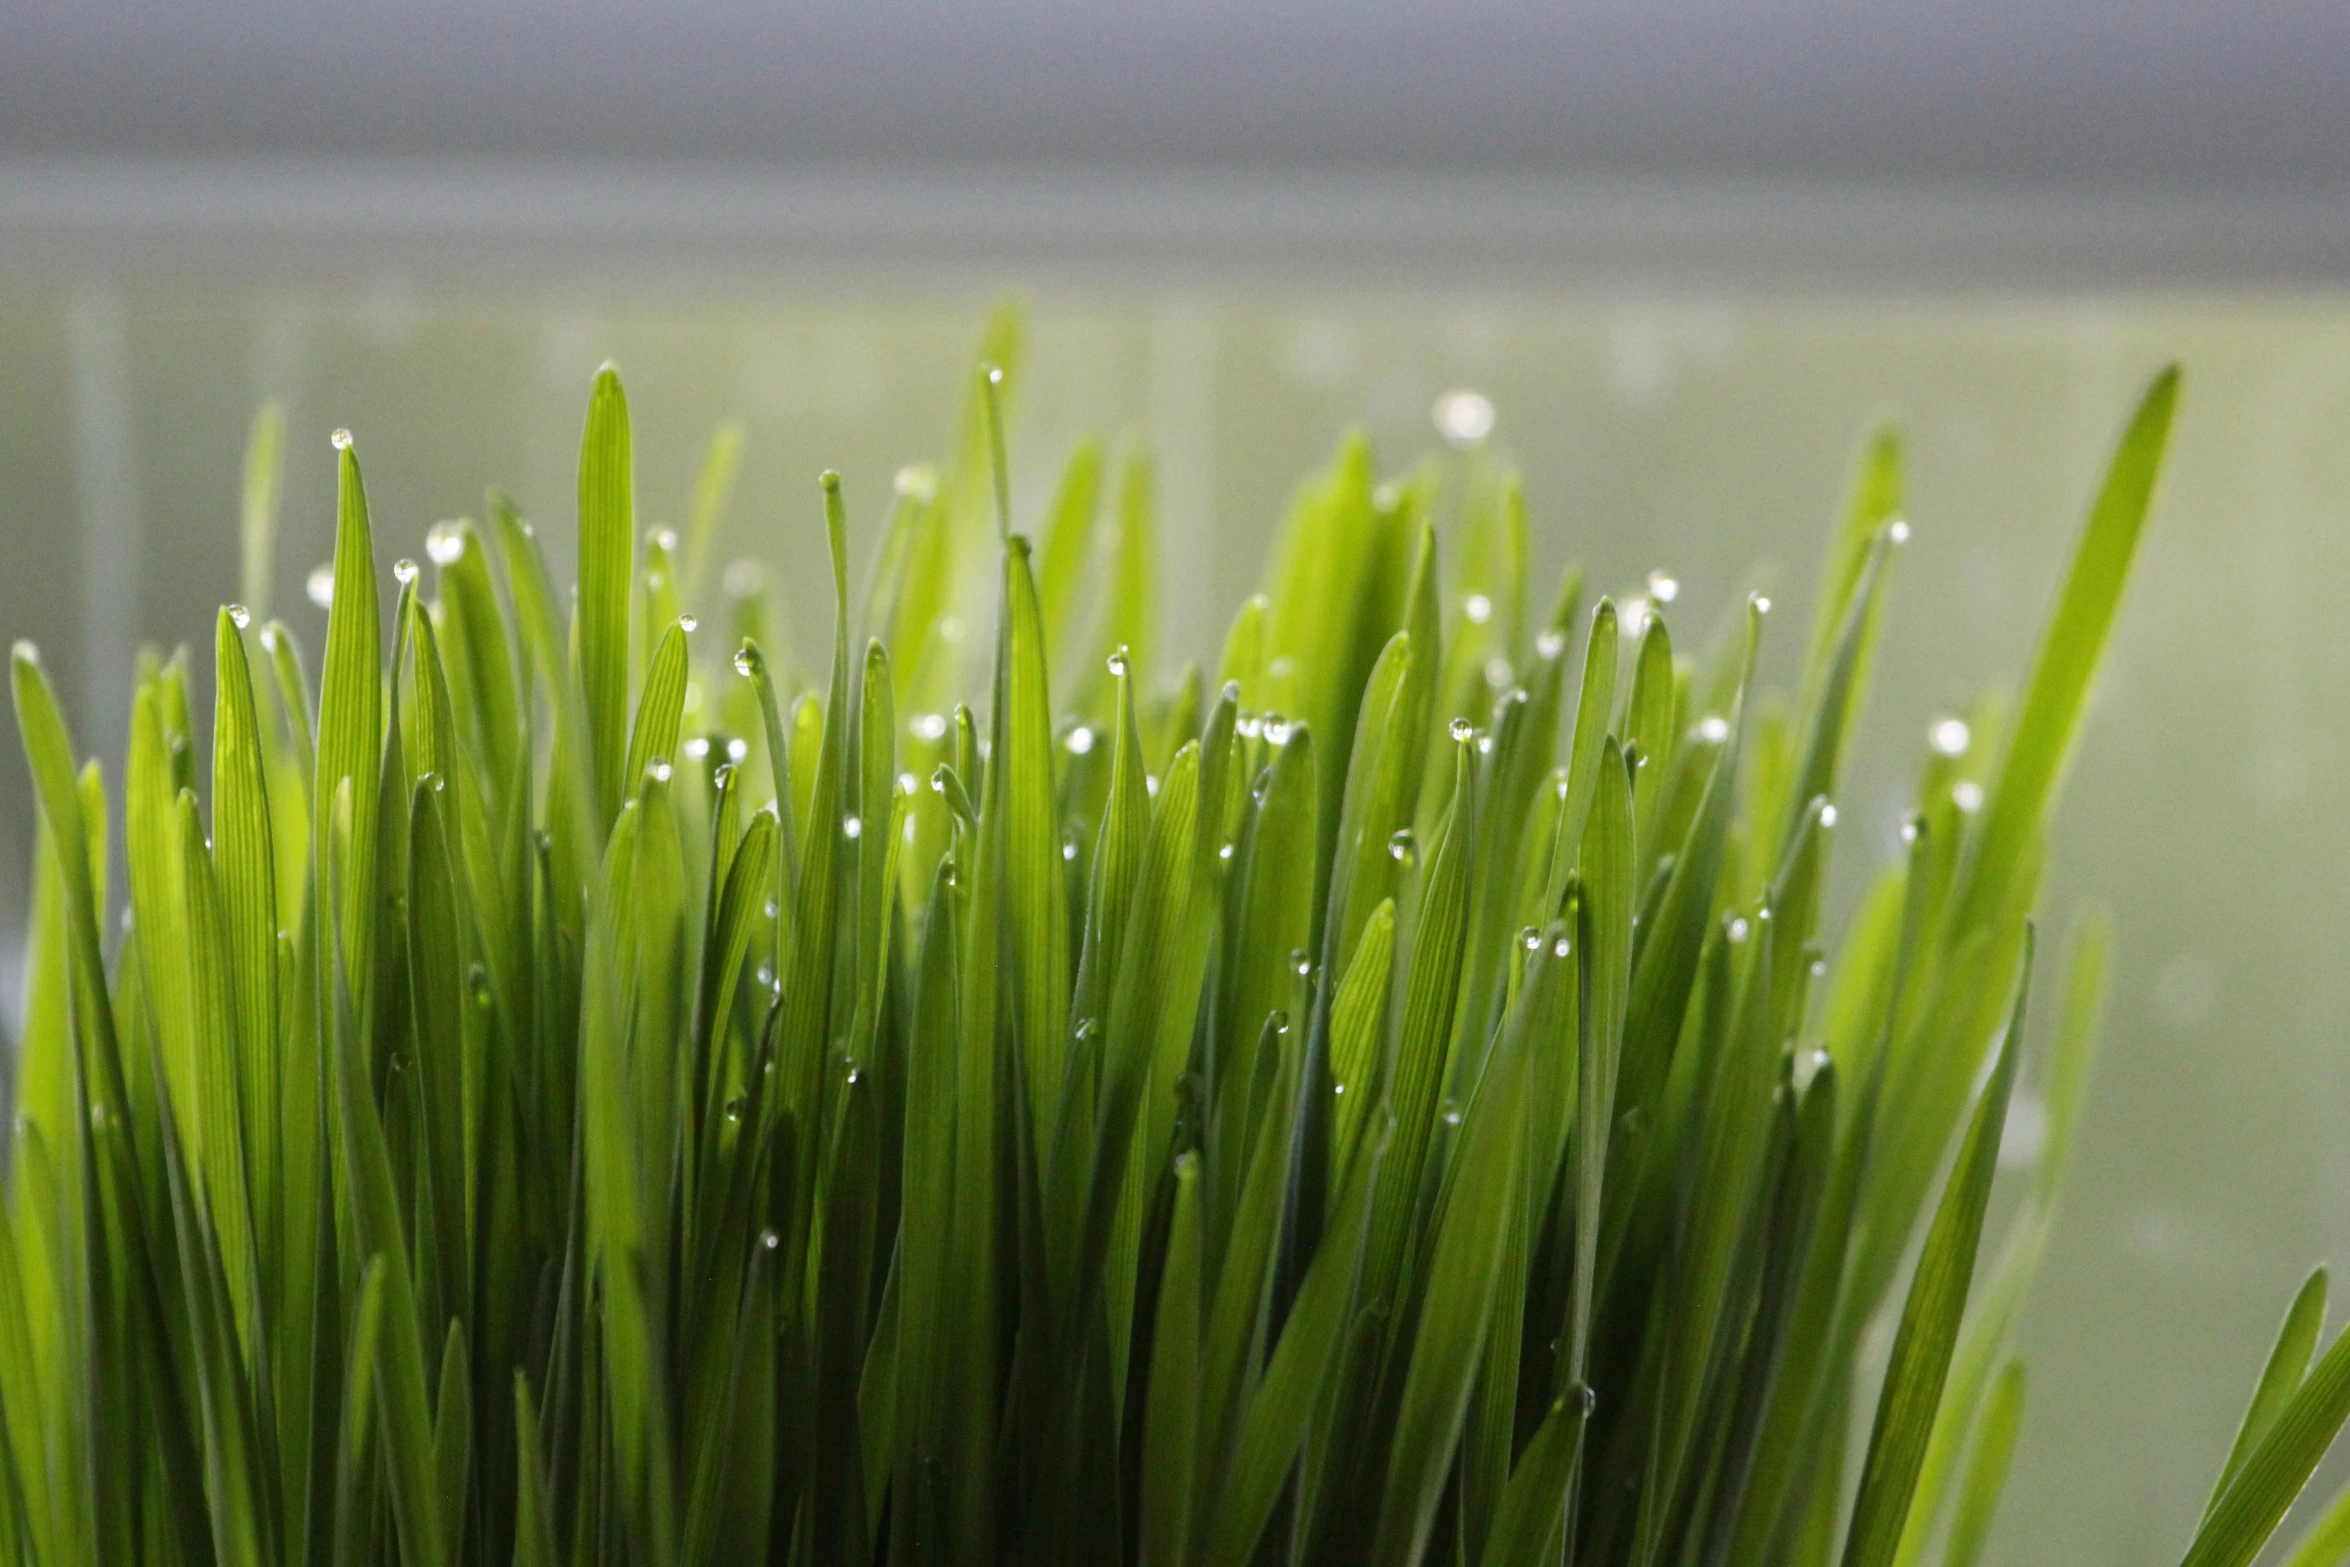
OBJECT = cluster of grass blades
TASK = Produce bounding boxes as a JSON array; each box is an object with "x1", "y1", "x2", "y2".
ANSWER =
[{"x1": 4, "y1": 337, "x2": 2347, "y2": 1567}]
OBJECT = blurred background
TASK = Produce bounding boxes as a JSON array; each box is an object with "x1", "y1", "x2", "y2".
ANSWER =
[{"x1": 7, "y1": 4, "x2": 2350, "y2": 1562}]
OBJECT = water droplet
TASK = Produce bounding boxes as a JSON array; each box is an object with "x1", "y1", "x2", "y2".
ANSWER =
[
  {"x1": 938, "y1": 615, "x2": 966, "y2": 644},
  {"x1": 845, "y1": 1068, "x2": 861, "y2": 1086},
  {"x1": 683, "y1": 736, "x2": 710, "y2": 760},
  {"x1": 646, "y1": 761, "x2": 673, "y2": 784},
  {"x1": 1810, "y1": 958, "x2": 1828, "y2": 978},
  {"x1": 650, "y1": 527, "x2": 679, "y2": 554},
  {"x1": 226, "y1": 603, "x2": 251, "y2": 629},
  {"x1": 1622, "y1": 598, "x2": 1648, "y2": 634},
  {"x1": 1073, "y1": 1018, "x2": 1099, "y2": 1043},
  {"x1": 986, "y1": 364, "x2": 1004, "y2": 388},
  {"x1": 1753, "y1": 595, "x2": 1772, "y2": 614},
  {"x1": 1698, "y1": 716, "x2": 1730, "y2": 744},
  {"x1": 1554, "y1": 936, "x2": 1573, "y2": 957},
  {"x1": 1065, "y1": 726, "x2": 1096, "y2": 756},
  {"x1": 1477, "y1": 735, "x2": 1496, "y2": 755},
  {"x1": 756, "y1": 962, "x2": 778, "y2": 990},
  {"x1": 1372, "y1": 481, "x2": 1401, "y2": 511},
  {"x1": 1900, "y1": 819, "x2": 1920, "y2": 844},
  {"x1": 1536, "y1": 629, "x2": 1567, "y2": 659},
  {"x1": 259, "y1": 625, "x2": 280, "y2": 652},
  {"x1": 761, "y1": 1228, "x2": 781, "y2": 1251},
  {"x1": 728, "y1": 737, "x2": 750, "y2": 763},
  {"x1": 1442, "y1": 1102, "x2": 1464, "y2": 1127},
  {"x1": 1727, "y1": 917, "x2": 1751, "y2": 944},
  {"x1": 1484, "y1": 657, "x2": 1513, "y2": 690},
  {"x1": 837, "y1": 815, "x2": 860, "y2": 841},
  {"x1": 1106, "y1": 648, "x2": 1130, "y2": 677},
  {"x1": 1464, "y1": 592, "x2": 1494, "y2": 625},
  {"x1": 733, "y1": 646, "x2": 761, "y2": 678},
  {"x1": 1521, "y1": 927, "x2": 1542, "y2": 952},
  {"x1": 763, "y1": 897, "x2": 781, "y2": 920},
  {"x1": 1145, "y1": 775, "x2": 1160, "y2": 797},
  {"x1": 1449, "y1": 717, "x2": 1476, "y2": 743},
  {"x1": 1930, "y1": 717, "x2": 1971, "y2": 756},
  {"x1": 1333, "y1": 1082, "x2": 1346, "y2": 1095},
  {"x1": 724, "y1": 1095, "x2": 747, "y2": 1124},
  {"x1": 1062, "y1": 840, "x2": 1078, "y2": 862},
  {"x1": 1388, "y1": 829, "x2": 1418, "y2": 866},
  {"x1": 1953, "y1": 780, "x2": 1984, "y2": 812},
  {"x1": 1236, "y1": 712, "x2": 1264, "y2": 739},
  {"x1": 910, "y1": 712, "x2": 949, "y2": 742},
  {"x1": 329, "y1": 427, "x2": 352, "y2": 451},
  {"x1": 1574, "y1": 1383, "x2": 1597, "y2": 1414},
  {"x1": 392, "y1": 558, "x2": 419, "y2": 585},
  {"x1": 425, "y1": 522, "x2": 465, "y2": 566},
  {"x1": 1219, "y1": 842, "x2": 1236, "y2": 862},
  {"x1": 894, "y1": 465, "x2": 937, "y2": 500},
  {"x1": 1889, "y1": 518, "x2": 1911, "y2": 544},
  {"x1": 306, "y1": 563, "x2": 336, "y2": 608},
  {"x1": 388, "y1": 1051, "x2": 408, "y2": 1074},
  {"x1": 678, "y1": 613, "x2": 699, "y2": 633},
  {"x1": 1291, "y1": 949, "x2": 1313, "y2": 977},
  {"x1": 1818, "y1": 803, "x2": 1838, "y2": 828},
  {"x1": 1432, "y1": 389, "x2": 1496, "y2": 448},
  {"x1": 1646, "y1": 570, "x2": 1680, "y2": 603},
  {"x1": 1268, "y1": 1010, "x2": 1292, "y2": 1034},
  {"x1": 1263, "y1": 714, "x2": 1295, "y2": 745}
]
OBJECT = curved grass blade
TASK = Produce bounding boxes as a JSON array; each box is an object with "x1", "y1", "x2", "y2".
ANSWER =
[{"x1": 241, "y1": 399, "x2": 285, "y2": 620}]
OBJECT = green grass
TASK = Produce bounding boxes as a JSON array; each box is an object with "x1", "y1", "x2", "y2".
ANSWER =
[{"x1": 2, "y1": 330, "x2": 2342, "y2": 1567}]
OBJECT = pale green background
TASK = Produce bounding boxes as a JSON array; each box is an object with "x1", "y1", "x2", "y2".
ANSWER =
[{"x1": 4, "y1": 284, "x2": 2349, "y2": 1564}]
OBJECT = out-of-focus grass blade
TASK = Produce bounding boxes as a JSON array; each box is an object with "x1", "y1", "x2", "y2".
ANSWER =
[
  {"x1": 577, "y1": 363, "x2": 637, "y2": 829},
  {"x1": 681, "y1": 419, "x2": 744, "y2": 611},
  {"x1": 1944, "y1": 1361, "x2": 2026, "y2": 1567},
  {"x1": 241, "y1": 400, "x2": 285, "y2": 621},
  {"x1": 1034, "y1": 435, "x2": 1102, "y2": 662},
  {"x1": 2281, "y1": 1482, "x2": 2350, "y2": 1567},
  {"x1": 1838, "y1": 944, "x2": 2024, "y2": 1567}
]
